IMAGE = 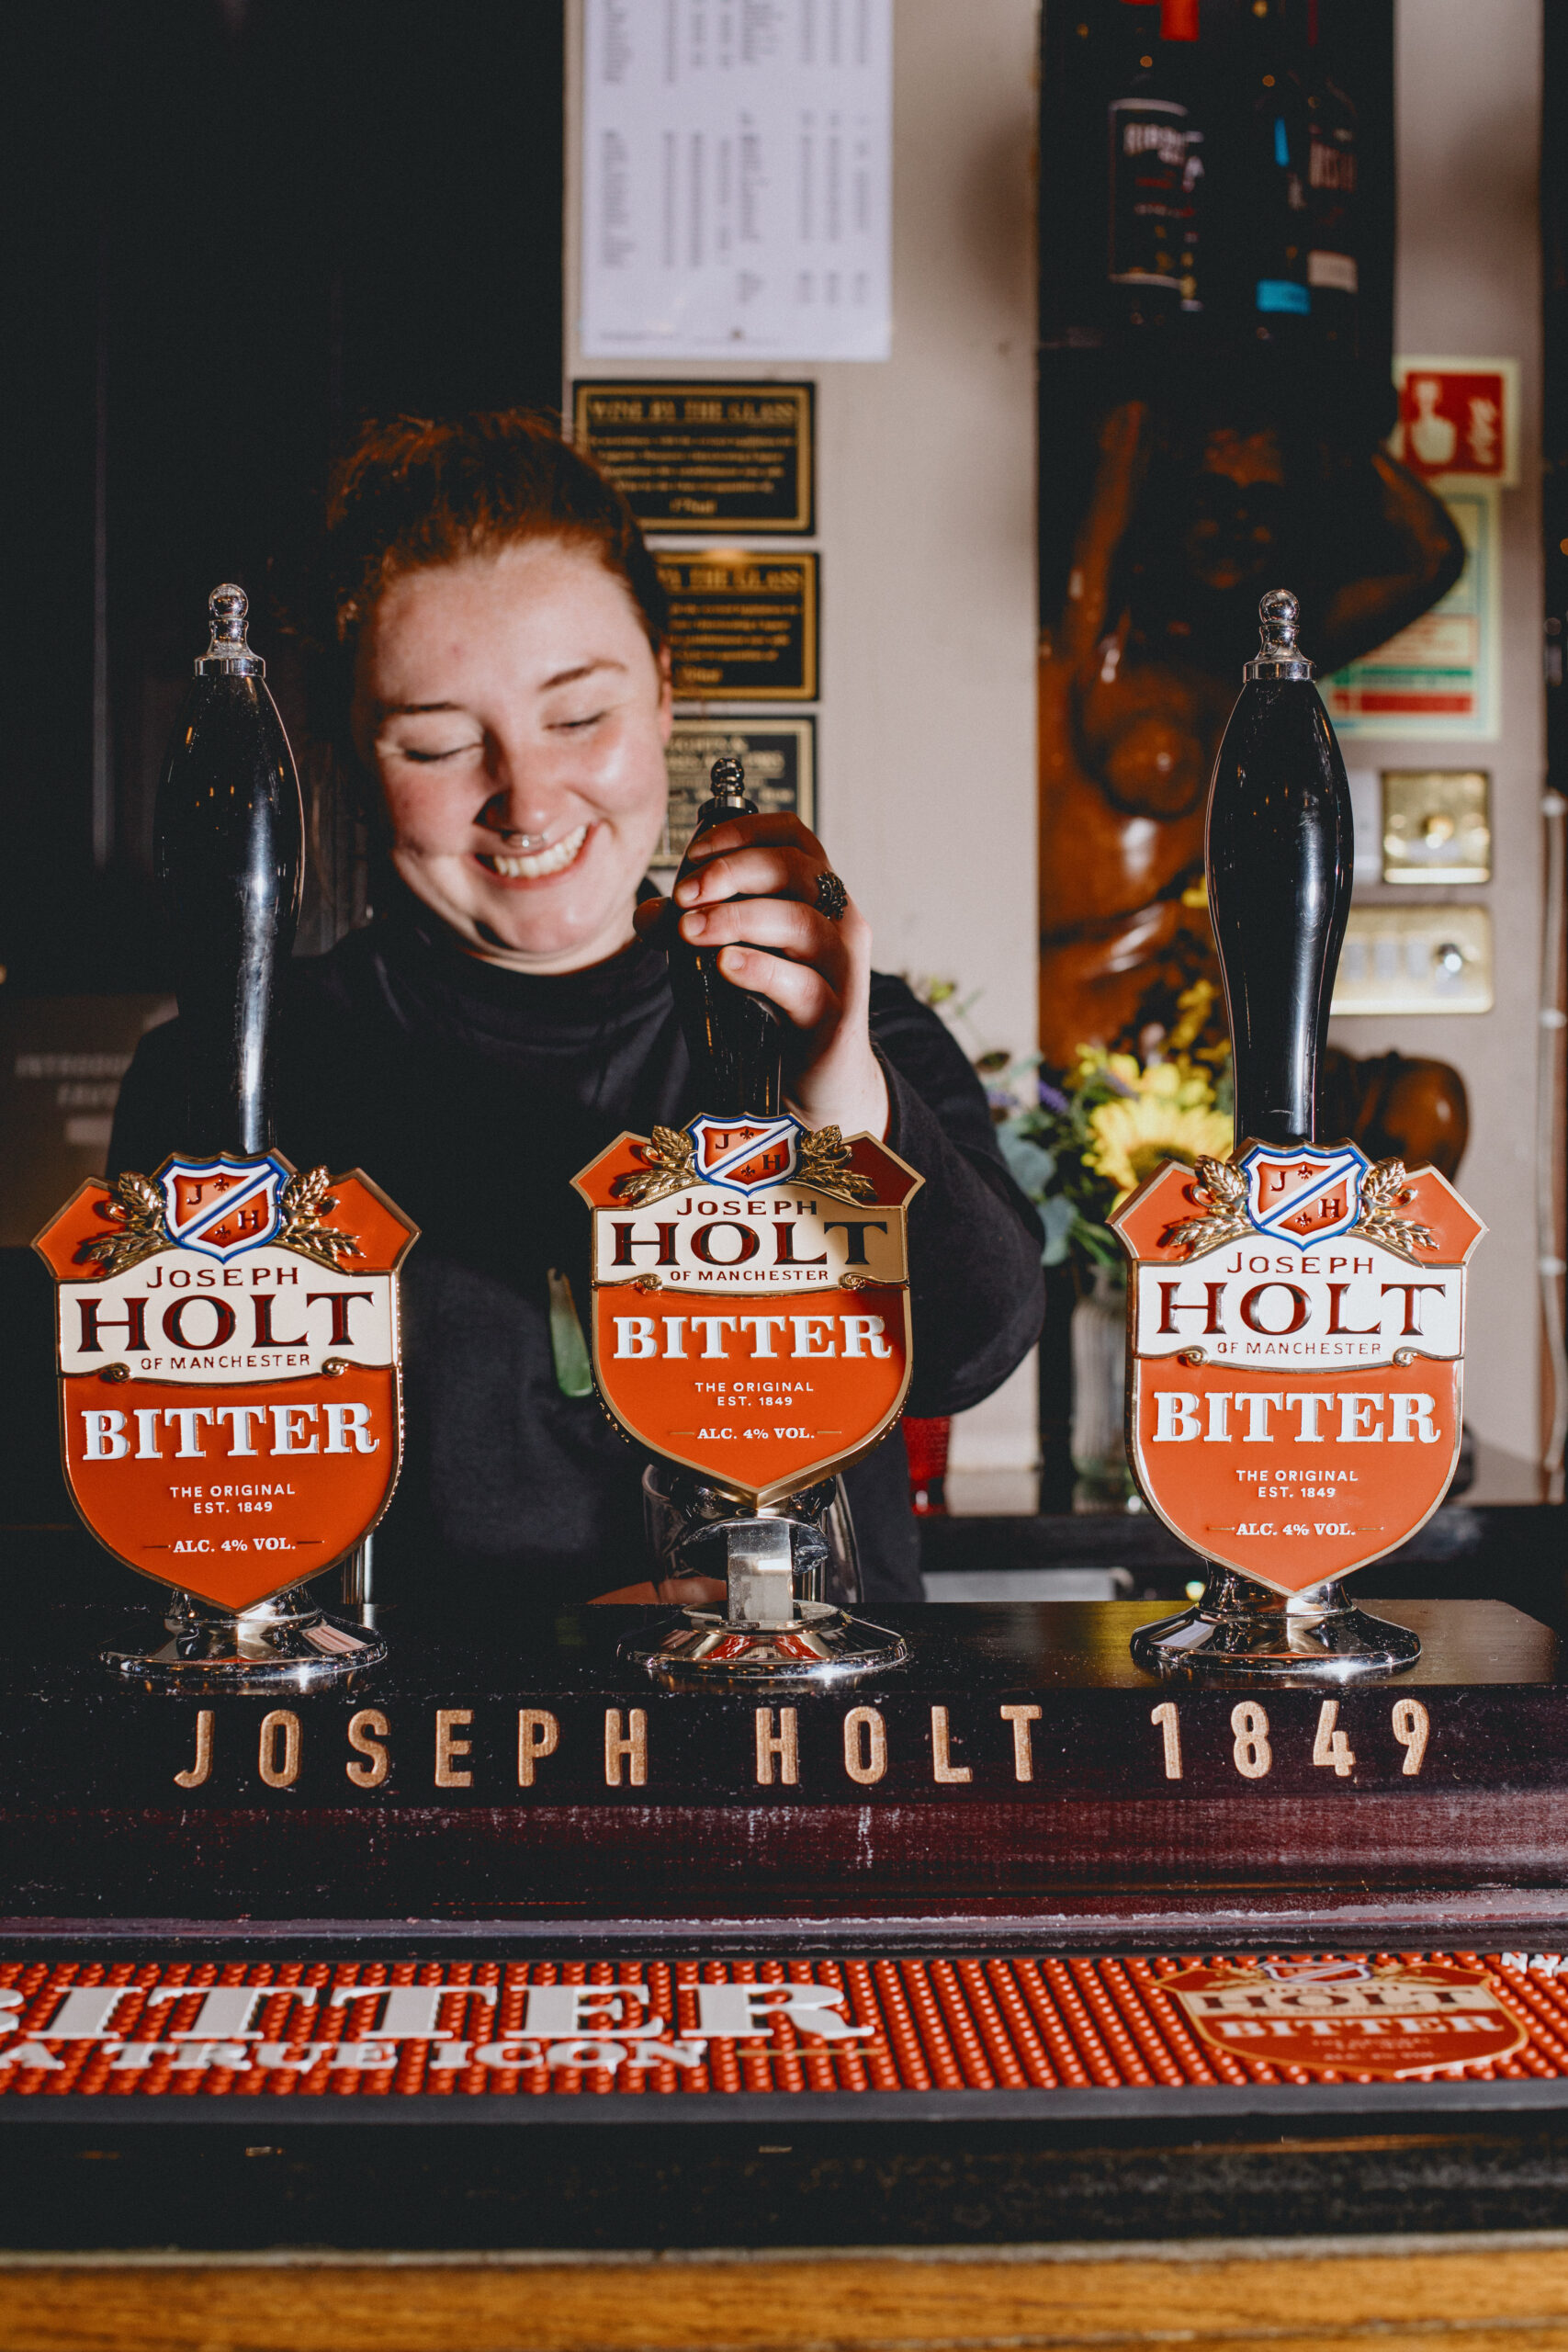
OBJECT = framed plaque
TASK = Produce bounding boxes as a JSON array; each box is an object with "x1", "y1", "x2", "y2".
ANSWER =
[
  {"x1": 574, "y1": 382, "x2": 815, "y2": 534},
  {"x1": 651, "y1": 719, "x2": 816, "y2": 883},
  {"x1": 658, "y1": 551, "x2": 818, "y2": 703}
]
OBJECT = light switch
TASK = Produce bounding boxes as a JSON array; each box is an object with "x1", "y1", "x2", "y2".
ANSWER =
[
  {"x1": 1381, "y1": 769, "x2": 1492, "y2": 884},
  {"x1": 1332, "y1": 904, "x2": 1493, "y2": 1015}
]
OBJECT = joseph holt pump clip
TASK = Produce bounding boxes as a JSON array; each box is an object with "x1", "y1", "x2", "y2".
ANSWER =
[
  {"x1": 1111, "y1": 594, "x2": 1486, "y2": 1681},
  {"x1": 576, "y1": 757, "x2": 915, "y2": 1684},
  {"x1": 33, "y1": 587, "x2": 419, "y2": 1691}
]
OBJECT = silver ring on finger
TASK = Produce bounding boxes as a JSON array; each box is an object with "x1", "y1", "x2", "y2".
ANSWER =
[{"x1": 815, "y1": 868, "x2": 848, "y2": 922}]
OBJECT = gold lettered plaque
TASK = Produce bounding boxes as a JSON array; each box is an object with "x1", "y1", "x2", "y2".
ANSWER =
[
  {"x1": 657, "y1": 552, "x2": 818, "y2": 702},
  {"x1": 573, "y1": 382, "x2": 814, "y2": 533}
]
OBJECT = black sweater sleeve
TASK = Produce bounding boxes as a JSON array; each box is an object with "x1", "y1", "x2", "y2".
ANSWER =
[
  {"x1": 107, "y1": 1017, "x2": 184, "y2": 1180},
  {"x1": 867, "y1": 976, "x2": 1044, "y2": 1416}
]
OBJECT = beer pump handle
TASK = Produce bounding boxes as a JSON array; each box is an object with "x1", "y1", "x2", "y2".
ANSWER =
[
  {"x1": 1205, "y1": 590, "x2": 1353, "y2": 1148},
  {"x1": 664, "y1": 756, "x2": 785, "y2": 1115},
  {"x1": 153, "y1": 584, "x2": 304, "y2": 1157}
]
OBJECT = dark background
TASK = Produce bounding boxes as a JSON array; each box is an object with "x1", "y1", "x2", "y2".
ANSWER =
[{"x1": 1, "y1": 0, "x2": 565, "y2": 996}]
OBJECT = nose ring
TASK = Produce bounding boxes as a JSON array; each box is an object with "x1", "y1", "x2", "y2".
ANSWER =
[{"x1": 504, "y1": 831, "x2": 550, "y2": 851}]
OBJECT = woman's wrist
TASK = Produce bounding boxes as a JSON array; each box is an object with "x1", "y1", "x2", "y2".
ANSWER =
[{"x1": 784, "y1": 1043, "x2": 890, "y2": 1142}]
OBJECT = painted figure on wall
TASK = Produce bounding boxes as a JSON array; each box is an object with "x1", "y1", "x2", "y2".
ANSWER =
[{"x1": 1039, "y1": 390, "x2": 1471, "y2": 1172}]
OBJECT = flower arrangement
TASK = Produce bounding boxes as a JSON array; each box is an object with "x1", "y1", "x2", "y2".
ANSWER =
[{"x1": 923, "y1": 979, "x2": 1234, "y2": 1284}]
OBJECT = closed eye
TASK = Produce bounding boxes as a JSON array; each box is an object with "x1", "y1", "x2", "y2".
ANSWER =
[{"x1": 389, "y1": 741, "x2": 481, "y2": 764}]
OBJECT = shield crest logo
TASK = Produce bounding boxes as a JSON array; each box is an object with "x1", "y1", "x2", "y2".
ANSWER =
[
  {"x1": 1239, "y1": 1141, "x2": 1369, "y2": 1248},
  {"x1": 1109, "y1": 1146, "x2": 1486, "y2": 1597},
  {"x1": 160, "y1": 1153, "x2": 288, "y2": 1261},
  {"x1": 573, "y1": 1114, "x2": 923, "y2": 1507},
  {"x1": 688, "y1": 1114, "x2": 800, "y2": 1193},
  {"x1": 34, "y1": 1155, "x2": 418, "y2": 1612},
  {"x1": 1161, "y1": 1958, "x2": 1528, "y2": 2080}
]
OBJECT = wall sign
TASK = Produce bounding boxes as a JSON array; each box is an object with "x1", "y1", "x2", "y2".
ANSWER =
[
  {"x1": 1325, "y1": 486, "x2": 1499, "y2": 738},
  {"x1": 580, "y1": 0, "x2": 893, "y2": 362},
  {"x1": 659, "y1": 551, "x2": 819, "y2": 701},
  {"x1": 653, "y1": 720, "x2": 816, "y2": 883},
  {"x1": 574, "y1": 382, "x2": 815, "y2": 534},
  {"x1": 1390, "y1": 356, "x2": 1519, "y2": 486}
]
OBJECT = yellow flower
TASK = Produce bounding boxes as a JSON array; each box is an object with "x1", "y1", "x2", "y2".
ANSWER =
[
  {"x1": 1166, "y1": 978, "x2": 1219, "y2": 1056},
  {"x1": 1084, "y1": 1059, "x2": 1234, "y2": 1205}
]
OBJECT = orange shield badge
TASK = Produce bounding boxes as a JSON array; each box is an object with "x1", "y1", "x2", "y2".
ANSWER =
[
  {"x1": 1110, "y1": 1142, "x2": 1485, "y2": 1597},
  {"x1": 573, "y1": 1115, "x2": 922, "y2": 1505},
  {"x1": 34, "y1": 1154, "x2": 418, "y2": 1611},
  {"x1": 1161, "y1": 1956, "x2": 1527, "y2": 2079}
]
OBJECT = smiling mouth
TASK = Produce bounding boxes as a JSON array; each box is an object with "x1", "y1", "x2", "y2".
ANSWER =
[{"x1": 480, "y1": 824, "x2": 590, "y2": 880}]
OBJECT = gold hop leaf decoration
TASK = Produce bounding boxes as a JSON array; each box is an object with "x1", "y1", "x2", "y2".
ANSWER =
[
  {"x1": 73, "y1": 1170, "x2": 172, "y2": 1276},
  {"x1": 277, "y1": 1167, "x2": 360, "y2": 1272},
  {"x1": 795, "y1": 1125, "x2": 876, "y2": 1205},
  {"x1": 1160, "y1": 1155, "x2": 1252, "y2": 1260},
  {"x1": 611, "y1": 1125, "x2": 698, "y2": 1208},
  {"x1": 1350, "y1": 1159, "x2": 1437, "y2": 1261}
]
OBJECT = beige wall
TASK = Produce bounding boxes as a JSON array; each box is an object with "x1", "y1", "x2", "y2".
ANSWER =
[
  {"x1": 1327, "y1": 0, "x2": 1547, "y2": 1486},
  {"x1": 565, "y1": 0, "x2": 1044, "y2": 1481}
]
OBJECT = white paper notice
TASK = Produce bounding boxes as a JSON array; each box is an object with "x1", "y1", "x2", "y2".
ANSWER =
[{"x1": 581, "y1": 0, "x2": 893, "y2": 362}]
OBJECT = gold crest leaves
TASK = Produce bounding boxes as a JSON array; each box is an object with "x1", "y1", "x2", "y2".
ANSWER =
[
  {"x1": 277, "y1": 1166, "x2": 360, "y2": 1272},
  {"x1": 73, "y1": 1170, "x2": 172, "y2": 1277},
  {"x1": 1159, "y1": 1154, "x2": 1252, "y2": 1260},
  {"x1": 610, "y1": 1125, "x2": 699, "y2": 1208},
  {"x1": 1349, "y1": 1159, "x2": 1438, "y2": 1261},
  {"x1": 795, "y1": 1125, "x2": 876, "y2": 1205}
]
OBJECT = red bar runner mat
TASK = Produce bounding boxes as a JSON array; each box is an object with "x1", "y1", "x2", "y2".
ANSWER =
[{"x1": 4, "y1": 1951, "x2": 1568, "y2": 2100}]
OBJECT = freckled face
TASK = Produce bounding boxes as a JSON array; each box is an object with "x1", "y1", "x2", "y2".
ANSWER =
[{"x1": 352, "y1": 539, "x2": 672, "y2": 970}]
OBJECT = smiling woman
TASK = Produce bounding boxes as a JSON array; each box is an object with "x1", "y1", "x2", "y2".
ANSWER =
[
  {"x1": 109, "y1": 412, "x2": 1044, "y2": 1607},
  {"x1": 357, "y1": 540, "x2": 674, "y2": 972}
]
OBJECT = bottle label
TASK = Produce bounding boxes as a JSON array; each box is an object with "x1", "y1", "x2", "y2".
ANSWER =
[
  {"x1": 1256, "y1": 277, "x2": 1311, "y2": 315},
  {"x1": 32, "y1": 1155, "x2": 419, "y2": 1612},
  {"x1": 1307, "y1": 250, "x2": 1358, "y2": 293},
  {"x1": 573, "y1": 1112, "x2": 923, "y2": 1508},
  {"x1": 1108, "y1": 97, "x2": 1193, "y2": 293},
  {"x1": 1110, "y1": 1140, "x2": 1486, "y2": 1599}
]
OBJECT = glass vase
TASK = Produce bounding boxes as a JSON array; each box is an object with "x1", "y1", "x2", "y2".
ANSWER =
[{"x1": 1069, "y1": 1265, "x2": 1135, "y2": 1510}]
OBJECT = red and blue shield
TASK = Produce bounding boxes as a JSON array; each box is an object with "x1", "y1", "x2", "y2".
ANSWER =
[
  {"x1": 1239, "y1": 1141, "x2": 1369, "y2": 1248},
  {"x1": 158, "y1": 1153, "x2": 287, "y2": 1262},
  {"x1": 688, "y1": 1114, "x2": 800, "y2": 1195}
]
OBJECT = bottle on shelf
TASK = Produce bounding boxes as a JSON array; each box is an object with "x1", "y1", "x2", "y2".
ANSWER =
[
  {"x1": 1303, "y1": 0, "x2": 1359, "y2": 353},
  {"x1": 1106, "y1": 0, "x2": 1205, "y2": 334},
  {"x1": 664, "y1": 757, "x2": 784, "y2": 1115},
  {"x1": 1241, "y1": 0, "x2": 1314, "y2": 340}
]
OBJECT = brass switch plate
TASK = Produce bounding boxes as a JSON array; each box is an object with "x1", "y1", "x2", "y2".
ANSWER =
[
  {"x1": 1332, "y1": 904, "x2": 1494, "y2": 1016},
  {"x1": 1382, "y1": 768, "x2": 1492, "y2": 884}
]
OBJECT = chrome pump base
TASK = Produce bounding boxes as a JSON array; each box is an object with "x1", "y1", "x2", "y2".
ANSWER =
[
  {"x1": 637, "y1": 1600, "x2": 909, "y2": 1686},
  {"x1": 622, "y1": 1514, "x2": 908, "y2": 1687},
  {"x1": 105, "y1": 1584, "x2": 388, "y2": 1693},
  {"x1": 1130, "y1": 1566, "x2": 1422, "y2": 1683}
]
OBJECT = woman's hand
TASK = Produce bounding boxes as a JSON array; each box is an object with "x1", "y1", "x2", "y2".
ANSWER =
[{"x1": 634, "y1": 811, "x2": 889, "y2": 1138}]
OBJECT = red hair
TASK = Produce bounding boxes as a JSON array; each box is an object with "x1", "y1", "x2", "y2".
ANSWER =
[{"x1": 322, "y1": 409, "x2": 668, "y2": 654}]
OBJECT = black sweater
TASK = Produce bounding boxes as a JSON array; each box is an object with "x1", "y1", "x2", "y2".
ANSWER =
[{"x1": 110, "y1": 907, "x2": 1044, "y2": 1603}]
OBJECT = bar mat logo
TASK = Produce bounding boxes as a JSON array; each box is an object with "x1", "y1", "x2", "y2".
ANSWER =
[{"x1": 1163, "y1": 1957, "x2": 1529, "y2": 2080}]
